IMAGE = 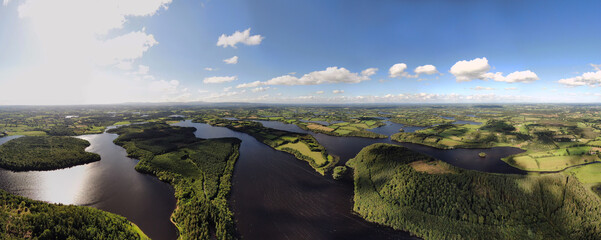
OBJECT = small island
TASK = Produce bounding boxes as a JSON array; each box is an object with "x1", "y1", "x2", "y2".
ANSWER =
[
  {"x1": 478, "y1": 152, "x2": 487, "y2": 158},
  {"x1": 0, "y1": 136, "x2": 100, "y2": 171}
]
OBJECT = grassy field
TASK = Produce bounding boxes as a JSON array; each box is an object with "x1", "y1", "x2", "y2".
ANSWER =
[
  {"x1": 565, "y1": 163, "x2": 601, "y2": 183},
  {"x1": 277, "y1": 142, "x2": 328, "y2": 166}
]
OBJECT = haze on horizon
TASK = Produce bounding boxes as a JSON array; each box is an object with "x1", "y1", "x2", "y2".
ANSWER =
[{"x1": 0, "y1": 0, "x2": 600, "y2": 105}]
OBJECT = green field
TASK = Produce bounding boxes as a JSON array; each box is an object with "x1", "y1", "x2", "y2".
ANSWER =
[{"x1": 277, "y1": 142, "x2": 328, "y2": 166}]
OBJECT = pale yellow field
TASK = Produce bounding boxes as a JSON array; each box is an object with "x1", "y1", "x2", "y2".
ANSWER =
[
  {"x1": 307, "y1": 124, "x2": 335, "y2": 132},
  {"x1": 277, "y1": 142, "x2": 327, "y2": 166}
]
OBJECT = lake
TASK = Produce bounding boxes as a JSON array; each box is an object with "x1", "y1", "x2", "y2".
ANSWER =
[
  {"x1": 0, "y1": 131, "x2": 178, "y2": 240},
  {"x1": 0, "y1": 119, "x2": 526, "y2": 240}
]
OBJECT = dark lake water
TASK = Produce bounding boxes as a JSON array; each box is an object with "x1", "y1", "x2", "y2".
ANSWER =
[
  {"x1": 173, "y1": 120, "x2": 417, "y2": 240},
  {"x1": 255, "y1": 120, "x2": 525, "y2": 173},
  {"x1": 0, "y1": 131, "x2": 178, "y2": 240},
  {"x1": 0, "y1": 119, "x2": 525, "y2": 240}
]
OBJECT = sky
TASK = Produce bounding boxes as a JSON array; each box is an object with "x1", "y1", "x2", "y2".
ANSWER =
[{"x1": 0, "y1": 0, "x2": 600, "y2": 105}]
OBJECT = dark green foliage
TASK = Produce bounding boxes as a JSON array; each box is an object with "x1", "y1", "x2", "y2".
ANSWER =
[
  {"x1": 44, "y1": 125, "x2": 76, "y2": 136},
  {"x1": 482, "y1": 120, "x2": 516, "y2": 133},
  {"x1": 347, "y1": 143, "x2": 601, "y2": 240},
  {"x1": 332, "y1": 166, "x2": 347, "y2": 180},
  {"x1": 296, "y1": 123, "x2": 387, "y2": 139},
  {"x1": 0, "y1": 189, "x2": 145, "y2": 239},
  {"x1": 109, "y1": 123, "x2": 241, "y2": 240},
  {"x1": 0, "y1": 136, "x2": 100, "y2": 171}
]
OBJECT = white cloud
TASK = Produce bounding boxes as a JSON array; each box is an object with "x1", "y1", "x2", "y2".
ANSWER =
[
  {"x1": 0, "y1": 0, "x2": 173, "y2": 104},
  {"x1": 223, "y1": 56, "x2": 238, "y2": 64},
  {"x1": 414, "y1": 64, "x2": 438, "y2": 75},
  {"x1": 236, "y1": 67, "x2": 373, "y2": 88},
  {"x1": 361, "y1": 68, "x2": 378, "y2": 77},
  {"x1": 450, "y1": 57, "x2": 538, "y2": 83},
  {"x1": 591, "y1": 64, "x2": 601, "y2": 71},
  {"x1": 149, "y1": 80, "x2": 179, "y2": 94},
  {"x1": 3, "y1": 0, "x2": 10, "y2": 6},
  {"x1": 484, "y1": 70, "x2": 539, "y2": 83},
  {"x1": 204, "y1": 67, "x2": 216, "y2": 71},
  {"x1": 558, "y1": 67, "x2": 601, "y2": 87},
  {"x1": 315, "y1": 91, "x2": 324, "y2": 94},
  {"x1": 505, "y1": 87, "x2": 518, "y2": 90},
  {"x1": 332, "y1": 90, "x2": 344, "y2": 94},
  {"x1": 251, "y1": 87, "x2": 270, "y2": 92},
  {"x1": 450, "y1": 57, "x2": 491, "y2": 82},
  {"x1": 217, "y1": 28, "x2": 263, "y2": 48},
  {"x1": 96, "y1": 30, "x2": 158, "y2": 66},
  {"x1": 236, "y1": 81, "x2": 264, "y2": 88},
  {"x1": 471, "y1": 86, "x2": 495, "y2": 90},
  {"x1": 223, "y1": 86, "x2": 232, "y2": 92},
  {"x1": 203, "y1": 76, "x2": 237, "y2": 84},
  {"x1": 389, "y1": 63, "x2": 408, "y2": 78},
  {"x1": 136, "y1": 65, "x2": 150, "y2": 75}
]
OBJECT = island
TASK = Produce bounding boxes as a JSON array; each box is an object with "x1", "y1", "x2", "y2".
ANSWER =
[
  {"x1": 207, "y1": 119, "x2": 338, "y2": 175},
  {"x1": 108, "y1": 123, "x2": 241, "y2": 240},
  {"x1": 0, "y1": 136, "x2": 100, "y2": 171},
  {"x1": 346, "y1": 143, "x2": 601, "y2": 239}
]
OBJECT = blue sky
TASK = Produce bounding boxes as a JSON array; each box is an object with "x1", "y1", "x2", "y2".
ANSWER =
[{"x1": 0, "y1": 0, "x2": 600, "y2": 104}]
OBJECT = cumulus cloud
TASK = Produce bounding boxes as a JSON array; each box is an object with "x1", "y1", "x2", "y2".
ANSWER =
[
  {"x1": 361, "y1": 68, "x2": 378, "y2": 77},
  {"x1": 203, "y1": 76, "x2": 237, "y2": 84},
  {"x1": 315, "y1": 91, "x2": 324, "y2": 94},
  {"x1": 471, "y1": 86, "x2": 495, "y2": 90},
  {"x1": 223, "y1": 56, "x2": 238, "y2": 64},
  {"x1": 414, "y1": 64, "x2": 438, "y2": 75},
  {"x1": 389, "y1": 63, "x2": 408, "y2": 78},
  {"x1": 332, "y1": 90, "x2": 344, "y2": 94},
  {"x1": 149, "y1": 80, "x2": 179, "y2": 94},
  {"x1": 558, "y1": 66, "x2": 601, "y2": 87},
  {"x1": 217, "y1": 28, "x2": 263, "y2": 48},
  {"x1": 450, "y1": 58, "x2": 491, "y2": 82},
  {"x1": 251, "y1": 87, "x2": 270, "y2": 92},
  {"x1": 450, "y1": 57, "x2": 538, "y2": 83},
  {"x1": 236, "y1": 67, "x2": 373, "y2": 88},
  {"x1": 1, "y1": 0, "x2": 174, "y2": 104}
]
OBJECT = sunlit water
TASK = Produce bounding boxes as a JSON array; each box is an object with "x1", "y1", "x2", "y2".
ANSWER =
[{"x1": 0, "y1": 132, "x2": 177, "y2": 240}]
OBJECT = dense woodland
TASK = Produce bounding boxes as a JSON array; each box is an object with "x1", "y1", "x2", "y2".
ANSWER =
[
  {"x1": 347, "y1": 143, "x2": 601, "y2": 239},
  {"x1": 108, "y1": 123, "x2": 241, "y2": 240},
  {"x1": 0, "y1": 136, "x2": 100, "y2": 171},
  {"x1": 0, "y1": 189, "x2": 147, "y2": 239}
]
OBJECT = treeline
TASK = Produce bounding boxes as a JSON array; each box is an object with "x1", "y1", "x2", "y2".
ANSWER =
[
  {"x1": 109, "y1": 123, "x2": 241, "y2": 240},
  {"x1": 296, "y1": 123, "x2": 387, "y2": 139},
  {"x1": 0, "y1": 189, "x2": 147, "y2": 239},
  {"x1": 0, "y1": 136, "x2": 100, "y2": 171},
  {"x1": 208, "y1": 119, "x2": 338, "y2": 174},
  {"x1": 347, "y1": 143, "x2": 601, "y2": 239}
]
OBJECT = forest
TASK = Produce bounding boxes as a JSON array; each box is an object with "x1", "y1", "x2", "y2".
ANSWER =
[
  {"x1": 0, "y1": 189, "x2": 148, "y2": 239},
  {"x1": 108, "y1": 123, "x2": 241, "y2": 240},
  {"x1": 0, "y1": 136, "x2": 100, "y2": 171},
  {"x1": 346, "y1": 143, "x2": 601, "y2": 240}
]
